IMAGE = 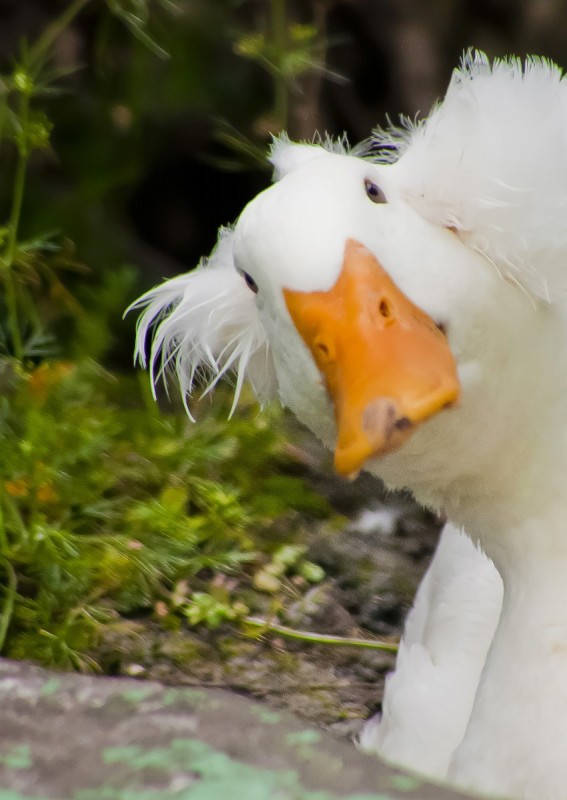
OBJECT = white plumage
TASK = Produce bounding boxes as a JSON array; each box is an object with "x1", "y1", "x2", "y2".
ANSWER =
[
  {"x1": 359, "y1": 523, "x2": 502, "y2": 779},
  {"x1": 377, "y1": 51, "x2": 567, "y2": 303},
  {"x1": 131, "y1": 52, "x2": 567, "y2": 799},
  {"x1": 131, "y1": 227, "x2": 275, "y2": 415}
]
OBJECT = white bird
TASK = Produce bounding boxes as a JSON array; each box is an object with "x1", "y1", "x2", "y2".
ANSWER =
[{"x1": 130, "y1": 52, "x2": 567, "y2": 800}]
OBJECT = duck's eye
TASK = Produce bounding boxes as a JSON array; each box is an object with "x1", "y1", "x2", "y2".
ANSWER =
[
  {"x1": 364, "y1": 178, "x2": 387, "y2": 204},
  {"x1": 242, "y1": 271, "x2": 258, "y2": 294}
]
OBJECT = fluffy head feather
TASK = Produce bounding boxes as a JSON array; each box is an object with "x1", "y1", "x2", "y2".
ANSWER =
[
  {"x1": 374, "y1": 50, "x2": 567, "y2": 302},
  {"x1": 128, "y1": 228, "x2": 275, "y2": 417},
  {"x1": 269, "y1": 132, "x2": 353, "y2": 180}
]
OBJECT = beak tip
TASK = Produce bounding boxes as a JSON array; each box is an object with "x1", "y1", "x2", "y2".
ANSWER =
[{"x1": 346, "y1": 470, "x2": 360, "y2": 482}]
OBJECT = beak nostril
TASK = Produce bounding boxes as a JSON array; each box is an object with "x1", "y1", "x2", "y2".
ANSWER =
[
  {"x1": 394, "y1": 416, "x2": 412, "y2": 431},
  {"x1": 314, "y1": 337, "x2": 334, "y2": 363},
  {"x1": 436, "y1": 321, "x2": 448, "y2": 336},
  {"x1": 378, "y1": 298, "x2": 393, "y2": 319}
]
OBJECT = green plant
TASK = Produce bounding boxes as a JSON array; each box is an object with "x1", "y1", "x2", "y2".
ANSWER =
[
  {"x1": 0, "y1": 0, "x2": 176, "y2": 360},
  {"x1": 234, "y1": 2, "x2": 321, "y2": 128},
  {"x1": 0, "y1": 358, "x2": 331, "y2": 669},
  {"x1": 253, "y1": 544, "x2": 325, "y2": 594},
  {"x1": 216, "y1": 0, "x2": 335, "y2": 169}
]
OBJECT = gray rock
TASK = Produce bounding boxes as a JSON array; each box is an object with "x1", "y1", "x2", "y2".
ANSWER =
[{"x1": 0, "y1": 657, "x2": 474, "y2": 799}]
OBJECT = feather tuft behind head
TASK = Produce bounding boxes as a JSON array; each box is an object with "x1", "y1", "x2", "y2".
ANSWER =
[
  {"x1": 269, "y1": 132, "x2": 356, "y2": 180},
  {"x1": 129, "y1": 228, "x2": 276, "y2": 418},
  {"x1": 373, "y1": 50, "x2": 567, "y2": 302}
]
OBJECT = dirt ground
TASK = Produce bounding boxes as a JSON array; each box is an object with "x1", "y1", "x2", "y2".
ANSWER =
[{"x1": 98, "y1": 424, "x2": 442, "y2": 743}]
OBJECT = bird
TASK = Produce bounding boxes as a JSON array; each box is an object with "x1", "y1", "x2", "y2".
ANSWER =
[{"x1": 130, "y1": 51, "x2": 567, "y2": 800}]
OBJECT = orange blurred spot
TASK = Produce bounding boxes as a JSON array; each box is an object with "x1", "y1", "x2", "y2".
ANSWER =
[
  {"x1": 5, "y1": 479, "x2": 28, "y2": 498},
  {"x1": 28, "y1": 362, "x2": 74, "y2": 402}
]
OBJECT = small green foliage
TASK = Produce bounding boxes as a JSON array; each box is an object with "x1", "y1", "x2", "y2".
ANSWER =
[
  {"x1": 253, "y1": 544, "x2": 325, "y2": 595},
  {"x1": 224, "y1": 0, "x2": 327, "y2": 160},
  {"x1": 234, "y1": 15, "x2": 321, "y2": 84},
  {"x1": 299, "y1": 561, "x2": 325, "y2": 584},
  {"x1": 0, "y1": 0, "x2": 176, "y2": 361},
  {"x1": 183, "y1": 593, "x2": 247, "y2": 629},
  {"x1": 0, "y1": 360, "x2": 329, "y2": 668}
]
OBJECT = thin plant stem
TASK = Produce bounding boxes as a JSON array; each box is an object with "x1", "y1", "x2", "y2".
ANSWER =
[
  {"x1": 0, "y1": 80, "x2": 8, "y2": 148},
  {"x1": 271, "y1": 0, "x2": 289, "y2": 127},
  {"x1": 1, "y1": 90, "x2": 31, "y2": 362},
  {"x1": 0, "y1": 499, "x2": 6, "y2": 553},
  {"x1": 0, "y1": 560, "x2": 17, "y2": 652},
  {"x1": 29, "y1": 0, "x2": 93, "y2": 70},
  {"x1": 289, "y1": 0, "x2": 329, "y2": 138},
  {"x1": 0, "y1": 0, "x2": 93, "y2": 362},
  {"x1": 243, "y1": 615, "x2": 399, "y2": 653},
  {"x1": 2, "y1": 492, "x2": 28, "y2": 542}
]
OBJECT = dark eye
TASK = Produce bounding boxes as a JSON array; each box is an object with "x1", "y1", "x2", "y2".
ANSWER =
[
  {"x1": 364, "y1": 178, "x2": 387, "y2": 204},
  {"x1": 242, "y1": 271, "x2": 258, "y2": 294}
]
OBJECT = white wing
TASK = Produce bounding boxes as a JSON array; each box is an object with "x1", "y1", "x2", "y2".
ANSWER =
[{"x1": 360, "y1": 523, "x2": 503, "y2": 781}]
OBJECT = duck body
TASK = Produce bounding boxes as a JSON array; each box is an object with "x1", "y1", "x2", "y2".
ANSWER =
[{"x1": 132, "y1": 53, "x2": 567, "y2": 799}]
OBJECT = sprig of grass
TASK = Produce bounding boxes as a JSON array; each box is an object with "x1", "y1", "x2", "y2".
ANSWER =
[
  {"x1": 29, "y1": 0, "x2": 93, "y2": 71},
  {"x1": 243, "y1": 616, "x2": 399, "y2": 653},
  {"x1": 217, "y1": 0, "x2": 330, "y2": 169}
]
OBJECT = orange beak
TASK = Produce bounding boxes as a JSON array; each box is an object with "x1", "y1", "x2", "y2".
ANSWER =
[{"x1": 283, "y1": 239, "x2": 460, "y2": 478}]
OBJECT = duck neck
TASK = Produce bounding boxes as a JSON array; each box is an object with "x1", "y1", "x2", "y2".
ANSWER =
[
  {"x1": 450, "y1": 416, "x2": 567, "y2": 636},
  {"x1": 447, "y1": 504, "x2": 567, "y2": 798},
  {"x1": 446, "y1": 452, "x2": 567, "y2": 798},
  {"x1": 453, "y1": 417, "x2": 567, "y2": 574}
]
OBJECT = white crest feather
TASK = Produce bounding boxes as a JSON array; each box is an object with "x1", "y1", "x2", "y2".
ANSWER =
[
  {"x1": 129, "y1": 227, "x2": 276, "y2": 418},
  {"x1": 374, "y1": 50, "x2": 567, "y2": 302},
  {"x1": 269, "y1": 132, "x2": 353, "y2": 181}
]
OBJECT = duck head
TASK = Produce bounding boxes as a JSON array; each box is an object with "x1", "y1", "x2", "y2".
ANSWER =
[
  {"x1": 230, "y1": 145, "x2": 551, "y2": 499},
  {"x1": 233, "y1": 152, "x2": 461, "y2": 478},
  {"x1": 131, "y1": 139, "x2": 557, "y2": 509},
  {"x1": 133, "y1": 51, "x2": 567, "y2": 513}
]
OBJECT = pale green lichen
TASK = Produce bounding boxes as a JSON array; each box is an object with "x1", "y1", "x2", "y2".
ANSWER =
[
  {"x1": 0, "y1": 745, "x2": 31, "y2": 770},
  {"x1": 101, "y1": 739, "x2": 399, "y2": 800}
]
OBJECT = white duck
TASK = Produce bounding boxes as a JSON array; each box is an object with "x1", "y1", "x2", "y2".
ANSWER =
[{"x1": 131, "y1": 52, "x2": 567, "y2": 800}]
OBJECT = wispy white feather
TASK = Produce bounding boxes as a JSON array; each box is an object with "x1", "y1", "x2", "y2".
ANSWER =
[
  {"x1": 269, "y1": 131, "x2": 366, "y2": 180},
  {"x1": 373, "y1": 50, "x2": 567, "y2": 302},
  {"x1": 269, "y1": 133, "x2": 341, "y2": 180},
  {"x1": 129, "y1": 227, "x2": 276, "y2": 418}
]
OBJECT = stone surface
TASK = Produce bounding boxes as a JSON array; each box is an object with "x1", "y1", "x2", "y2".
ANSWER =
[{"x1": 0, "y1": 658, "x2": 473, "y2": 800}]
